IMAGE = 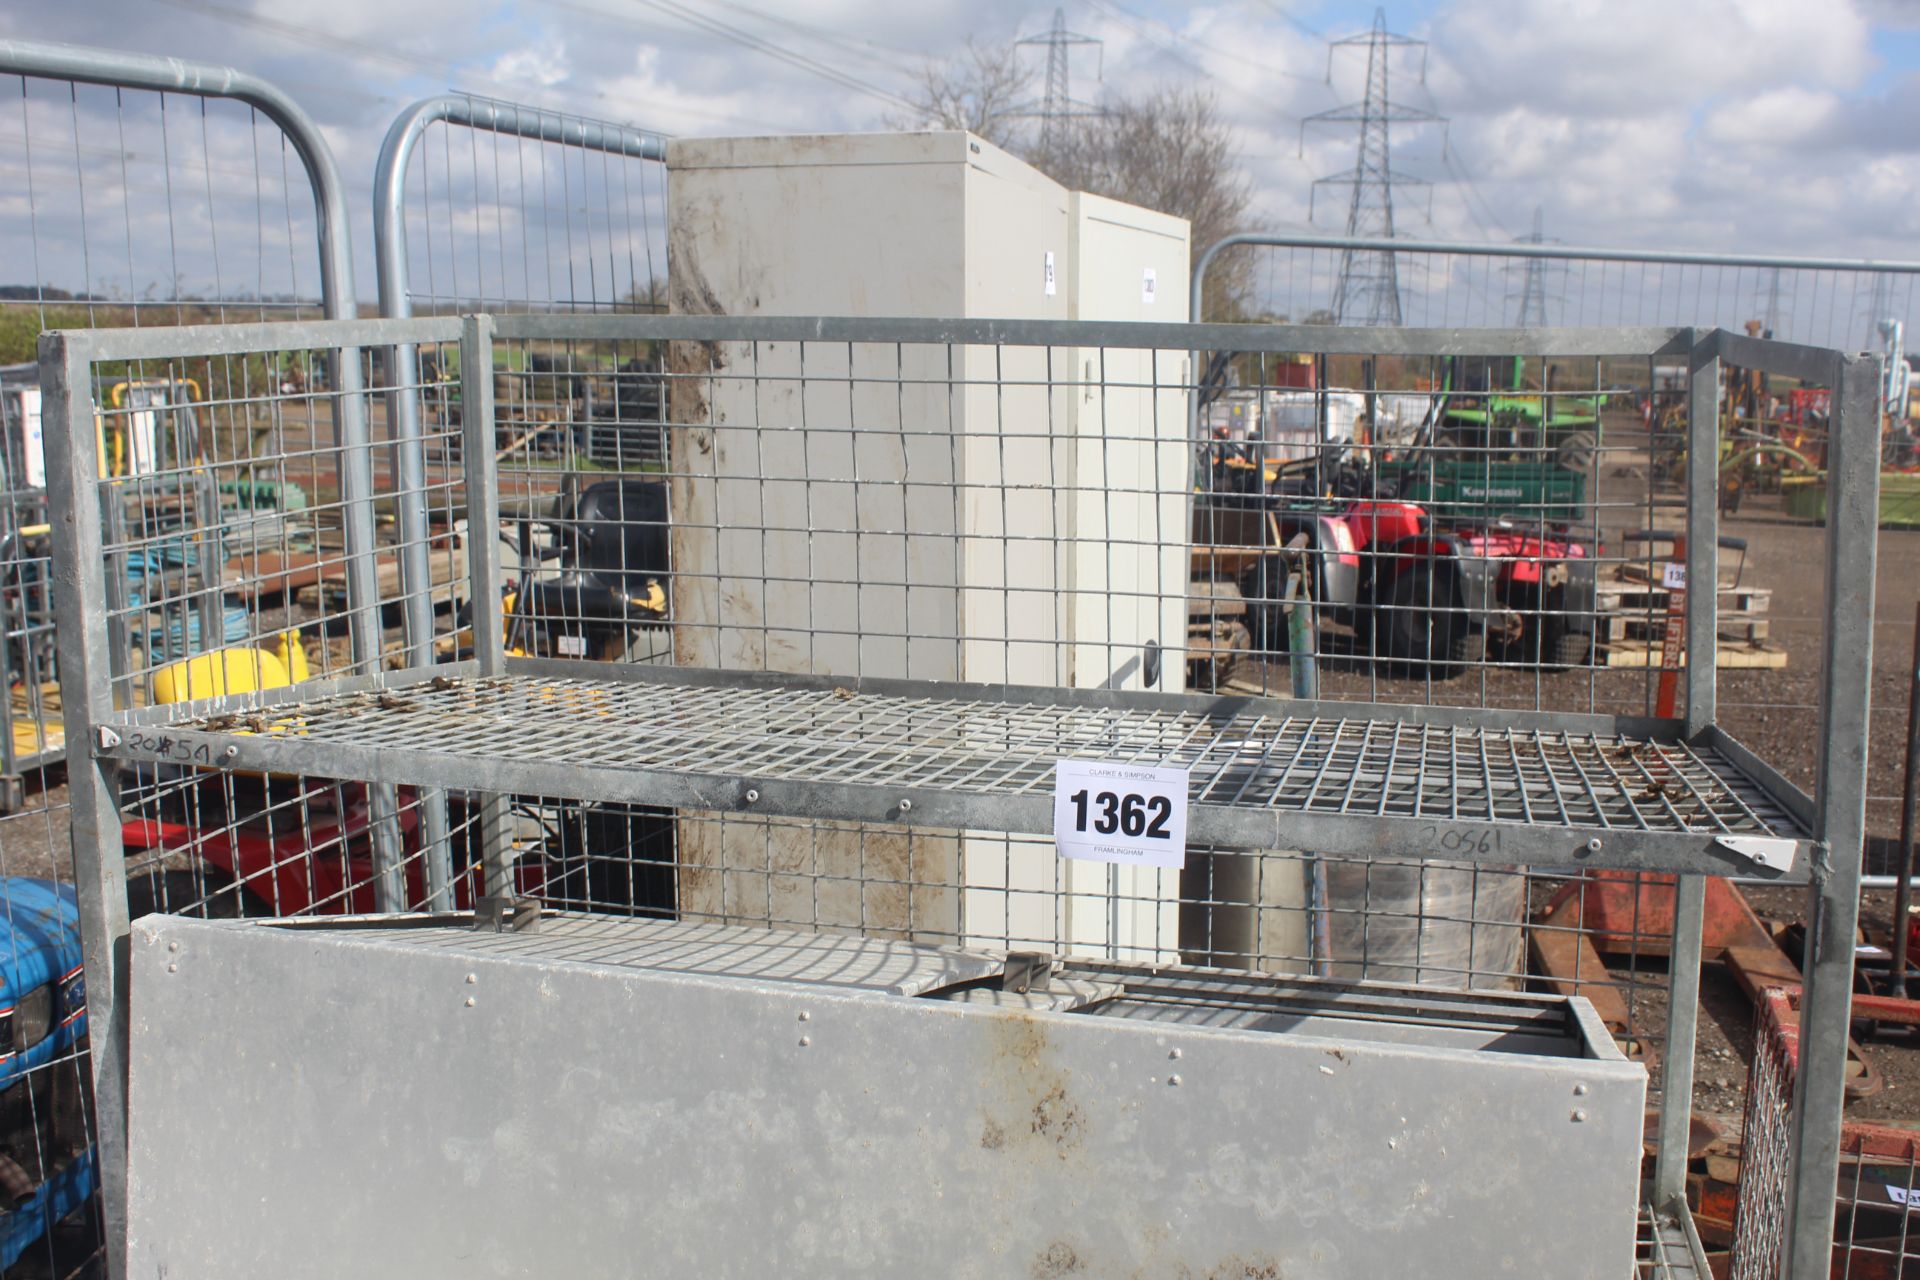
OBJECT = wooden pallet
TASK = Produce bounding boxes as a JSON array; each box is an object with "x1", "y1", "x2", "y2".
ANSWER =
[
  {"x1": 1594, "y1": 568, "x2": 1772, "y2": 645},
  {"x1": 1602, "y1": 639, "x2": 1787, "y2": 669},
  {"x1": 1599, "y1": 612, "x2": 1770, "y2": 644}
]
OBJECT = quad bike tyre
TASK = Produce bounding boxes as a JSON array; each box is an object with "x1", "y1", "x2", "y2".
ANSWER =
[{"x1": 1378, "y1": 562, "x2": 1484, "y2": 680}]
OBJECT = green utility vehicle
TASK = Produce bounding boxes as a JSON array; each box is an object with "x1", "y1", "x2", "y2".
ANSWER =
[{"x1": 1379, "y1": 356, "x2": 1602, "y2": 526}]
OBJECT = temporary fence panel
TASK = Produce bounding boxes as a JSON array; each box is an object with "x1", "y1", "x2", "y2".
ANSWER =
[
  {"x1": 0, "y1": 36, "x2": 378, "y2": 1280},
  {"x1": 375, "y1": 94, "x2": 669, "y2": 321},
  {"x1": 374, "y1": 95, "x2": 670, "y2": 480},
  {"x1": 38, "y1": 311, "x2": 1878, "y2": 1278},
  {"x1": 1193, "y1": 232, "x2": 1920, "y2": 352},
  {"x1": 0, "y1": 38, "x2": 351, "y2": 819},
  {"x1": 373, "y1": 96, "x2": 670, "y2": 914}
]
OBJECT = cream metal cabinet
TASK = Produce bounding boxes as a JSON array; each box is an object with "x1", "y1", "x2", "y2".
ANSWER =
[{"x1": 665, "y1": 134, "x2": 1190, "y2": 959}]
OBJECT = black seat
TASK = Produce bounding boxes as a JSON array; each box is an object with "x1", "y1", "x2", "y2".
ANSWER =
[{"x1": 520, "y1": 479, "x2": 669, "y2": 626}]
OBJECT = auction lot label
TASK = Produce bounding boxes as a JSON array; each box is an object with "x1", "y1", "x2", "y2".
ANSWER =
[{"x1": 1053, "y1": 760, "x2": 1189, "y2": 869}]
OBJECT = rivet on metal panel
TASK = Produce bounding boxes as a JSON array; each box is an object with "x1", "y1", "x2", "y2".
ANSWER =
[
  {"x1": 1168, "y1": 1048, "x2": 1182, "y2": 1060},
  {"x1": 221, "y1": 745, "x2": 238, "y2": 762},
  {"x1": 166, "y1": 963, "x2": 176, "y2": 974},
  {"x1": 1573, "y1": 1083, "x2": 1589, "y2": 1096},
  {"x1": 797, "y1": 1011, "x2": 810, "y2": 1022},
  {"x1": 1586, "y1": 838, "x2": 1604, "y2": 853},
  {"x1": 1168, "y1": 1075, "x2": 1182, "y2": 1087},
  {"x1": 898, "y1": 799, "x2": 912, "y2": 814},
  {"x1": 464, "y1": 998, "x2": 476, "y2": 1008},
  {"x1": 465, "y1": 974, "x2": 477, "y2": 985},
  {"x1": 799, "y1": 1036, "x2": 811, "y2": 1048},
  {"x1": 745, "y1": 789, "x2": 760, "y2": 804},
  {"x1": 1571, "y1": 1110, "x2": 1589, "y2": 1123},
  {"x1": 167, "y1": 942, "x2": 178, "y2": 954}
]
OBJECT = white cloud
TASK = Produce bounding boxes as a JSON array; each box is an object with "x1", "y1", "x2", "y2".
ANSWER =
[
  {"x1": 1430, "y1": 0, "x2": 1871, "y2": 116},
  {"x1": 494, "y1": 40, "x2": 573, "y2": 90},
  {"x1": 1702, "y1": 86, "x2": 1844, "y2": 148}
]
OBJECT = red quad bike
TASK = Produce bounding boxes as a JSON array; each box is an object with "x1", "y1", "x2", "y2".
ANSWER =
[
  {"x1": 119, "y1": 773, "x2": 548, "y2": 918},
  {"x1": 1211, "y1": 457, "x2": 1597, "y2": 677},
  {"x1": 120, "y1": 763, "x2": 674, "y2": 919}
]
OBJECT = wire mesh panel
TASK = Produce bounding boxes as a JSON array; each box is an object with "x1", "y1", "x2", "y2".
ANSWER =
[
  {"x1": 0, "y1": 65, "x2": 326, "y2": 329},
  {"x1": 41, "y1": 313, "x2": 1879, "y2": 1280},
  {"x1": 1733, "y1": 987, "x2": 1920, "y2": 1280},
  {"x1": 72, "y1": 323, "x2": 473, "y2": 923},
  {"x1": 446, "y1": 311, "x2": 1782, "y2": 1137}
]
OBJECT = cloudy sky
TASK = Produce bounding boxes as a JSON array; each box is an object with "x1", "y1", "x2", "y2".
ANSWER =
[{"x1": 2, "y1": 0, "x2": 1917, "y2": 326}]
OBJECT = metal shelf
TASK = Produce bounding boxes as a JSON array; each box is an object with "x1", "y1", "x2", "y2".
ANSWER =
[
  {"x1": 1639, "y1": 1200, "x2": 1712, "y2": 1279},
  {"x1": 104, "y1": 660, "x2": 1811, "y2": 877}
]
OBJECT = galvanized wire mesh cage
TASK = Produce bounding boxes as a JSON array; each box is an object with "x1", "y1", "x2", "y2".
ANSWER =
[{"x1": 29, "y1": 309, "x2": 1880, "y2": 1278}]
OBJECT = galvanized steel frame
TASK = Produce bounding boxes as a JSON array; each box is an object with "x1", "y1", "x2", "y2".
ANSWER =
[
  {"x1": 42, "y1": 311, "x2": 1880, "y2": 1280},
  {"x1": 374, "y1": 98, "x2": 667, "y2": 909},
  {"x1": 1785, "y1": 351, "x2": 1882, "y2": 1277}
]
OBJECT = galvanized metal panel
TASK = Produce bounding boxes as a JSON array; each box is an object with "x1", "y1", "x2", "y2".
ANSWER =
[{"x1": 128, "y1": 916, "x2": 1644, "y2": 1280}]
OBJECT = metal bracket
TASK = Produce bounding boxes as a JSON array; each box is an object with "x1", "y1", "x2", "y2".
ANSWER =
[
  {"x1": 94, "y1": 725, "x2": 121, "y2": 752},
  {"x1": 1001, "y1": 951, "x2": 1051, "y2": 994},
  {"x1": 1713, "y1": 835, "x2": 1799, "y2": 873},
  {"x1": 473, "y1": 896, "x2": 542, "y2": 934}
]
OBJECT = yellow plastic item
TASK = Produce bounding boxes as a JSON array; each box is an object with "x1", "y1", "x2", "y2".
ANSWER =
[
  {"x1": 152, "y1": 640, "x2": 304, "y2": 706},
  {"x1": 633, "y1": 579, "x2": 667, "y2": 615},
  {"x1": 270, "y1": 631, "x2": 310, "y2": 683},
  {"x1": 11, "y1": 717, "x2": 60, "y2": 757}
]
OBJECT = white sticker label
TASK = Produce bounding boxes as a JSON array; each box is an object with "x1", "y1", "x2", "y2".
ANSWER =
[
  {"x1": 1044, "y1": 250, "x2": 1057, "y2": 296},
  {"x1": 1662, "y1": 562, "x2": 1687, "y2": 590},
  {"x1": 1141, "y1": 267, "x2": 1157, "y2": 304},
  {"x1": 1053, "y1": 760, "x2": 1189, "y2": 868},
  {"x1": 1888, "y1": 1185, "x2": 1918, "y2": 1208},
  {"x1": 557, "y1": 634, "x2": 588, "y2": 657}
]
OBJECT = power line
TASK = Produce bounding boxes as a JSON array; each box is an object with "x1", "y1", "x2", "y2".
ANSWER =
[
  {"x1": 1075, "y1": 0, "x2": 1316, "y2": 129},
  {"x1": 1438, "y1": 141, "x2": 1510, "y2": 240},
  {"x1": 1250, "y1": 0, "x2": 1325, "y2": 40},
  {"x1": 166, "y1": 0, "x2": 895, "y2": 133},
  {"x1": 626, "y1": 0, "x2": 921, "y2": 114},
  {"x1": 698, "y1": 0, "x2": 923, "y2": 69},
  {"x1": 1089, "y1": 0, "x2": 1319, "y2": 85}
]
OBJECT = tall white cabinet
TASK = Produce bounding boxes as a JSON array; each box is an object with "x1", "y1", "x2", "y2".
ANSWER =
[{"x1": 665, "y1": 131, "x2": 1190, "y2": 960}]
